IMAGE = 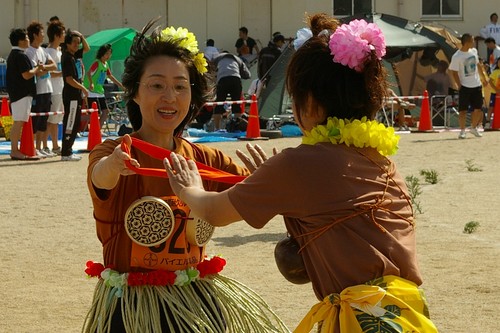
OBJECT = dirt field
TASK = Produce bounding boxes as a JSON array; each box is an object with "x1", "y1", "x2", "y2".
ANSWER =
[{"x1": 0, "y1": 130, "x2": 498, "y2": 332}]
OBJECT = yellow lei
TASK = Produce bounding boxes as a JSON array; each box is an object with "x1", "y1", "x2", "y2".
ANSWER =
[{"x1": 302, "y1": 117, "x2": 399, "y2": 156}]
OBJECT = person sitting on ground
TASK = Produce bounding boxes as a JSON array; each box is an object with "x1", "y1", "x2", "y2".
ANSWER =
[
  {"x1": 164, "y1": 13, "x2": 438, "y2": 333},
  {"x1": 386, "y1": 87, "x2": 415, "y2": 130}
]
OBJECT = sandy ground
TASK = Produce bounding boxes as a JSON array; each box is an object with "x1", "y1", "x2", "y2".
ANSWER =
[{"x1": 1, "y1": 130, "x2": 499, "y2": 333}]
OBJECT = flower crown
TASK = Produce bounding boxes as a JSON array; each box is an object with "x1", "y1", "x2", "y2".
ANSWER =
[
  {"x1": 294, "y1": 19, "x2": 386, "y2": 72},
  {"x1": 158, "y1": 26, "x2": 208, "y2": 75}
]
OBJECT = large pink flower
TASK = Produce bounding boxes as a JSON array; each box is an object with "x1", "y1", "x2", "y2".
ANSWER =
[{"x1": 329, "y1": 19, "x2": 386, "y2": 72}]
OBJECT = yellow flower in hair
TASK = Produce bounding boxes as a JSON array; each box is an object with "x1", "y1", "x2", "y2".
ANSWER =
[
  {"x1": 159, "y1": 26, "x2": 207, "y2": 74},
  {"x1": 194, "y1": 53, "x2": 208, "y2": 75},
  {"x1": 302, "y1": 116, "x2": 399, "y2": 156},
  {"x1": 160, "y1": 27, "x2": 199, "y2": 54}
]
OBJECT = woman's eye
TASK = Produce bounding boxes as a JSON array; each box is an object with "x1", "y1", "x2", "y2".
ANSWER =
[{"x1": 150, "y1": 83, "x2": 165, "y2": 90}]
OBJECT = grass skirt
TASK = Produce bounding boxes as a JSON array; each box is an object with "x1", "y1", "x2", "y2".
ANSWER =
[{"x1": 82, "y1": 274, "x2": 291, "y2": 333}]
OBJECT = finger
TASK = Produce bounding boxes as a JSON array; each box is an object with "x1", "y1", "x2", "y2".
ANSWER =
[
  {"x1": 236, "y1": 149, "x2": 256, "y2": 172},
  {"x1": 272, "y1": 147, "x2": 279, "y2": 156},
  {"x1": 164, "y1": 157, "x2": 175, "y2": 175},
  {"x1": 253, "y1": 144, "x2": 268, "y2": 161},
  {"x1": 186, "y1": 159, "x2": 199, "y2": 172},
  {"x1": 246, "y1": 143, "x2": 265, "y2": 167}
]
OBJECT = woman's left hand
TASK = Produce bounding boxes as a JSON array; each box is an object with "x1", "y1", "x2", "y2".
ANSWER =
[
  {"x1": 164, "y1": 153, "x2": 204, "y2": 199},
  {"x1": 236, "y1": 143, "x2": 278, "y2": 173}
]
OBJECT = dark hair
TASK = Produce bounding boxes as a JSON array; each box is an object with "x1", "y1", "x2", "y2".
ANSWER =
[
  {"x1": 206, "y1": 39, "x2": 215, "y2": 47},
  {"x1": 239, "y1": 27, "x2": 248, "y2": 35},
  {"x1": 273, "y1": 34, "x2": 285, "y2": 43},
  {"x1": 461, "y1": 33, "x2": 472, "y2": 45},
  {"x1": 122, "y1": 19, "x2": 213, "y2": 136},
  {"x1": 63, "y1": 29, "x2": 80, "y2": 46},
  {"x1": 9, "y1": 28, "x2": 27, "y2": 46},
  {"x1": 47, "y1": 21, "x2": 65, "y2": 43},
  {"x1": 485, "y1": 37, "x2": 496, "y2": 44},
  {"x1": 49, "y1": 16, "x2": 60, "y2": 22},
  {"x1": 491, "y1": 13, "x2": 498, "y2": 20},
  {"x1": 26, "y1": 21, "x2": 43, "y2": 43},
  {"x1": 286, "y1": 13, "x2": 387, "y2": 127},
  {"x1": 437, "y1": 60, "x2": 449, "y2": 72},
  {"x1": 96, "y1": 43, "x2": 112, "y2": 59}
]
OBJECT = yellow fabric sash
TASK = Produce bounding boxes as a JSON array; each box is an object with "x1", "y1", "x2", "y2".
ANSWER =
[{"x1": 294, "y1": 275, "x2": 438, "y2": 333}]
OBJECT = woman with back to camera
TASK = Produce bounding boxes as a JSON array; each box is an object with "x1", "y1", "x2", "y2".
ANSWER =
[{"x1": 165, "y1": 13, "x2": 438, "y2": 333}]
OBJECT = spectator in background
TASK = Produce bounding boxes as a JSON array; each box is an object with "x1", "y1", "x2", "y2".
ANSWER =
[
  {"x1": 235, "y1": 27, "x2": 260, "y2": 63},
  {"x1": 485, "y1": 56, "x2": 500, "y2": 127},
  {"x1": 257, "y1": 33, "x2": 285, "y2": 81},
  {"x1": 6, "y1": 28, "x2": 42, "y2": 160},
  {"x1": 60, "y1": 29, "x2": 89, "y2": 161},
  {"x1": 484, "y1": 37, "x2": 500, "y2": 73},
  {"x1": 480, "y1": 13, "x2": 500, "y2": 63},
  {"x1": 86, "y1": 43, "x2": 124, "y2": 129},
  {"x1": 203, "y1": 38, "x2": 219, "y2": 62},
  {"x1": 45, "y1": 20, "x2": 66, "y2": 155},
  {"x1": 450, "y1": 33, "x2": 487, "y2": 139},
  {"x1": 212, "y1": 52, "x2": 251, "y2": 130},
  {"x1": 26, "y1": 21, "x2": 57, "y2": 158},
  {"x1": 425, "y1": 60, "x2": 452, "y2": 97}
]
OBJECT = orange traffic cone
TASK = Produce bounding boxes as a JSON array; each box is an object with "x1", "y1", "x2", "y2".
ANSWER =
[
  {"x1": 417, "y1": 90, "x2": 433, "y2": 131},
  {"x1": 491, "y1": 93, "x2": 500, "y2": 130},
  {"x1": 1, "y1": 97, "x2": 9, "y2": 117},
  {"x1": 0, "y1": 97, "x2": 9, "y2": 126},
  {"x1": 86, "y1": 102, "x2": 102, "y2": 151},
  {"x1": 239, "y1": 94, "x2": 268, "y2": 141},
  {"x1": 19, "y1": 116, "x2": 37, "y2": 157}
]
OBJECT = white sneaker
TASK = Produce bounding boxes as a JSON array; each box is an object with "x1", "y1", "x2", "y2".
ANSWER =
[
  {"x1": 470, "y1": 128, "x2": 483, "y2": 138},
  {"x1": 36, "y1": 149, "x2": 48, "y2": 158},
  {"x1": 52, "y1": 147, "x2": 61, "y2": 155},
  {"x1": 458, "y1": 131, "x2": 466, "y2": 139},
  {"x1": 42, "y1": 147, "x2": 56, "y2": 157},
  {"x1": 61, "y1": 154, "x2": 82, "y2": 161}
]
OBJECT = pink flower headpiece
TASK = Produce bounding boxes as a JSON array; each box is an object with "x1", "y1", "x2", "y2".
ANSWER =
[{"x1": 329, "y1": 19, "x2": 386, "y2": 72}]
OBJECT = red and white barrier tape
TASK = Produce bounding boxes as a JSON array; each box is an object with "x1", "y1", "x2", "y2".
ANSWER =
[
  {"x1": 204, "y1": 99, "x2": 254, "y2": 107},
  {"x1": 29, "y1": 108, "x2": 99, "y2": 117}
]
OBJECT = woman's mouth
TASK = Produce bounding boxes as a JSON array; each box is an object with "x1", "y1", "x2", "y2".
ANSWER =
[{"x1": 157, "y1": 109, "x2": 177, "y2": 117}]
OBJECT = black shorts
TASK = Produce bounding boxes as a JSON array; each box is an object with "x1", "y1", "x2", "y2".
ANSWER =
[
  {"x1": 87, "y1": 96, "x2": 108, "y2": 111},
  {"x1": 31, "y1": 93, "x2": 51, "y2": 132},
  {"x1": 458, "y1": 86, "x2": 483, "y2": 112}
]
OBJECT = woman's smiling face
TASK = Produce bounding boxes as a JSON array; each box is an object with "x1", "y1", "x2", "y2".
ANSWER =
[{"x1": 134, "y1": 55, "x2": 192, "y2": 136}]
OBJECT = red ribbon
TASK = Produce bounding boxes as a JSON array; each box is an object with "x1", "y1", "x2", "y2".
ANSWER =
[{"x1": 121, "y1": 137, "x2": 247, "y2": 184}]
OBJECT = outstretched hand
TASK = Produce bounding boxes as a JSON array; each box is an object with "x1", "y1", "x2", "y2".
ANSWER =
[
  {"x1": 164, "y1": 153, "x2": 205, "y2": 199},
  {"x1": 236, "y1": 143, "x2": 278, "y2": 173},
  {"x1": 112, "y1": 134, "x2": 140, "y2": 176}
]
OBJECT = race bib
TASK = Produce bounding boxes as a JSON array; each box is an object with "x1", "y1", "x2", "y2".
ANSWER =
[{"x1": 129, "y1": 196, "x2": 205, "y2": 271}]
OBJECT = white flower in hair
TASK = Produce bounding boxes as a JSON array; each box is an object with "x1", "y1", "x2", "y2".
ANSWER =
[{"x1": 293, "y1": 28, "x2": 313, "y2": 50}]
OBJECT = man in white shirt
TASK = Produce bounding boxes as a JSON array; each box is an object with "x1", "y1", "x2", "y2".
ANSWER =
[
  {"x1": 480, "y1": 13, "x2": 500, "y2": 63},
  {"x1": 25, "y1": 21, "x2": 57, "y2": 157},
  {"x1": 484, "y1": 37, "x2": 500, "y2": 73},
  {"x1": 449, "y1": 33, "x2": 487, "y2": 139}
]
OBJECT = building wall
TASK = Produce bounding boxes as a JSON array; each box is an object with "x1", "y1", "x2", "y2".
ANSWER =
[{"x1": 0, "y1": 1, "x2": 497, "y2": 60}]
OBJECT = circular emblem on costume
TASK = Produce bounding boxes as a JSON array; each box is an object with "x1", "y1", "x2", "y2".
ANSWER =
[
  {"x1": 125, "y1": 196, "x2": 175, "y2": 247},
  {"x1": 186, "y1": 213, "x2": 214, "y2": 247}
]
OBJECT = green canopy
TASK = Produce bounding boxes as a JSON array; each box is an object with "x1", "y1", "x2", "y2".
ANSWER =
[{"x1": 83, "y1": 27, "x2": 137, "y2": 87}]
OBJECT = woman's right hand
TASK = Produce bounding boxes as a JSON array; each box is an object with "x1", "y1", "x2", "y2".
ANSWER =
[
  {"x1": 91, "y1": 135, "x2": 140, "y2": 190},
  {"x1": 112, "y1": 134, "x2": 140, "y2": 176}
]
